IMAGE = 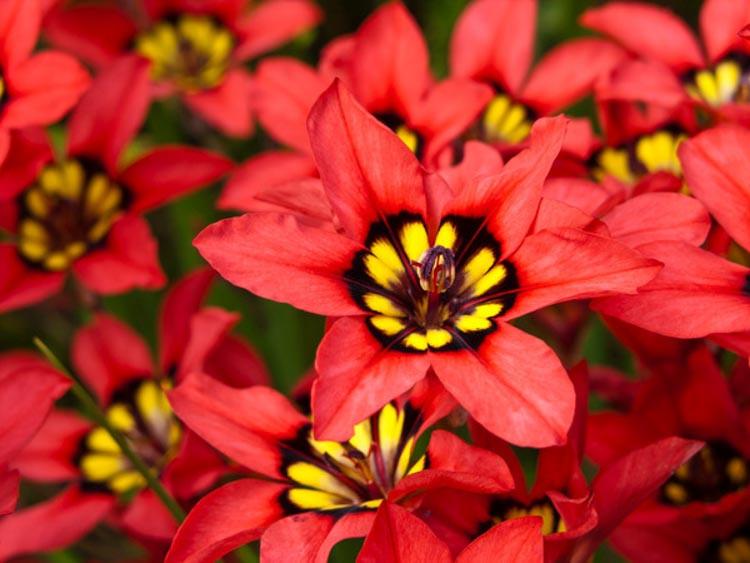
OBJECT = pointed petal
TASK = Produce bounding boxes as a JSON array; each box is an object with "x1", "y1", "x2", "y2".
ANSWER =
[
  {"x1": 0, "y1": 243, "x2": 64, "y2": 313},
  {"x1": 0, "y1": 487, "x2": 114, "y2": 560},
  {"x1": 594, "y1": 58, "x2": 688, "y2": 109},
  {"x1": 506, "y1": 227, "x2": 661, "y2": 319},
  {"x1": 444, "y1": 116, "x2": 567, "y2": 259},
  {"x1": 348, "y1": 2, "x2": 430, "y2": 117},
  {"x1": 177, "y1": 307, "x2": 239, "y2": 380},
  {"x1": 2, "y1": 52, "x2": 90, "y2": 129},
  {"x1": 680, "y1": 124, "x2": 750, "y2": 253},
  {"x1": 437, "y1": 141, "x2": 504, "y2": 198},
  {"x1": 260, "y1": 513, "x2": 335, "y2": 563},
  {"x1": 121, "y1": 146, "x2": 232, "y2": 213},
  {"x1": 359, "y1": 503, "x2": 452, "y2": 563},
  {"x1": 542, "y1": 177, "x2": 624, "y2": 218},
  {"x1": 165, "y1": 479, "x2": 286, "y2": 563},
  {"x1": 592, "y1": 241, "x2": 750, "y2": 338},
  {"x1": 0, "y1": 0, "x2": 40, "y2": 68},
  {"x1": 580, "y1": 2, "x2": 704, "y2": 72},
  {"x1": 67, "y1": 55, "x2": 151, "y2": 173},
  {"x1": 521, "y1": 38, "x2": 627, "y2": 114},
  {"x1": 71, "y1": 313, "x2": 153, "y2": 404},
  {"x1": 183, "y1": 69, "x2": 253, "y2": 137},
  {"x1": 162, "y1": 430, "x2": 224, "y2": 500},
  {"x1": 456, "y1": 517, "x2": 543, "y2": 563},
  {"x1": 313, "y1": 317, "x2": 430, "y2": 441},
  {"x1": 430, "y1": 324, "x2": 574, "y2": 447},
  {"x1": 700, "y1": 0, "x2": 750, "y2": 63},
  {"x1": 158, "y1": 268, "x2": 214, "y2": 374},
  {"x1": 204, "y1": 333, "x2": 271, "y2": 388},
  {"x1": 307, "y1": 80, "x2": 427, "y2": 241},
  {"x1": 449, "y1": 0, "x2": 536, "y2": 95},
  {"x1": 234, "y1": 0, "x2": 322, "y2": 61},
  {"x1": 0, "y1": 470, "x2": 18, "y2": 515},
  {"x1": 120, "y1": 489, "x2": 178, "y2": 541},
  {"x1": 43, "y1": 4, "x2": 137, "y2": 68},
  {"x1": 194, "y1": 212, "x2": 362, "y2": 317},
  {"x1": 0, "y1": 127, "x2": 53, "y2": 200},
  {"x1": 72, "y1": 215, "x2": 166, "y2": 294},
  {"x1": 169, "y1": 371, "x2": 306, "y2": 477}
]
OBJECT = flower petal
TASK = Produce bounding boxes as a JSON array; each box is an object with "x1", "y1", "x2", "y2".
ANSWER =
[
  {"x1": 456, "y1": 517, "x2": 543, "y2": 563},
  {"x1": 183, "y1": 69, "x2": 253, "y2": 138},
  {"x1": 700, "y1": 0, "x2": 750, "y2": 63},
  {"x1": 260, "y1": 512, "x2": 336, "y2": 563},
  {"x1": 0, "y1": 243, "x2": 64, "y2": 314}
]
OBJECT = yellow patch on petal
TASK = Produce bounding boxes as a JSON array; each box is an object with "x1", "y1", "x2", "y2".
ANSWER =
[
  {"x1": 435, "y1": 222, "x2": 458, "y2": 250},
  {"x1": 109, "y1": 470, "x2": 146, "y2": 493},
  {"x1": 400, "y1": 222, "x2": 430, "y2": 263},
  {"x1": 471, "y1": 264, "x2": 508, "y2": 297},
  {"x1": 370, "y1": 315, "x2": 406, "y2": 336},
  {"x1": 594, "y1": 147, "x2": 635, "y2": 184},
  {"x1": 87, "y1": 427, "x2": 121, "y2": 454},
  {"x1": 426, "y1": 328, "x2": 453, "y2": 348},
  {"x1": 287, "y1": 488, "x2": 351, "y2": 511},
  {"x1": 363, "y1": 293, "x2": 405, "y2": 317},
  {"x1": 461, "y1": 248, "x2": 496, "y2": 292},
  {"x1": 454, "y1": 314, "x2": 492, "y2": 333},
  {"x1": 403, "y1": 332, "x2": 428, "y2": 351},
  {"x1": 287, "y1": 462, "x2": 359, "y2": 500},
  {"x1": 81, "y1": 454, "x2": 125, "y2": 481}
]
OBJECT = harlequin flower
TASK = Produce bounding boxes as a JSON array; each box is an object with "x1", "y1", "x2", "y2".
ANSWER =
[
  {"x1": 586, "y1": 345, "x2": 750, "y2": 562},
  {"x1": 0, "y1": 56, "x2": 232, "y2": 314},
  {"x1": 44, "y1": 0, "x2": 321, "y2": 137},
  {"x1": 581, "y1": 1, "x2": 750, "y2": 126},
  {"x1": 414, "y1": 364, "x2": 703, "y2": 562},
  {"x1": 196, "y1": 80, "x2": 659, "y2": 446},
  {"x1": 0, "y1": 269, "x2": 269, "y2": 559},
  {"x1": 0, "y1": 0, "x2": 90, "y2": 166},
  {"x1": 0, "y1": 351, "x2": 70, "y2": 516},
  {"x1": 593, "y1": 124, "x2": 750, "y2": 339},
  {"x1": 449, "y1": 0, "x2": 625, "y2": 156},
  {"x1": 164, "y1": 370, "x2": 513, "y2": 562},
  {"x1": 325, "y1": 2, "x2": 493, "y2": 167}
]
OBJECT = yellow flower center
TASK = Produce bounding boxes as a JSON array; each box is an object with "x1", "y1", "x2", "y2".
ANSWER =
[
  {"x1": 282, "y1": 403, "x2": 425, "y2": 512},
  {"x1": 17, "y1": 159, "x2": 124, "y2": 272},
  {"x1": 482, "y1": 94, "x2": 533, "y2": 144},
  {"x1": 78, "y1": 380, "x2": 181, "y2": 495},
  {"x1": 493, "y1": 500, "x2": 567, "y2": 535},
  {"x1": 686, "y1": 57, "x2": 750, "y2": 107},
  {"x1": 134, "y1": 15, "x2": 234, "y2": 92}
]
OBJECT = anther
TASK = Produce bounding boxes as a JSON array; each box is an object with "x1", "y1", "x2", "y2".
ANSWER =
[{"x1": 413, "y1": 245, "x2": 456, "y2": 294}]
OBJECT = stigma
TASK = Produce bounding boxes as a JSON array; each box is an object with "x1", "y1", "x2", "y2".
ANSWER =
[{"x1": 413, "y1": 245, "x2": 456, "y2": 294}]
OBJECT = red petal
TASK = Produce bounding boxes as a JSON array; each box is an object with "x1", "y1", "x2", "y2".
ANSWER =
[
  {"x1": 121, "y1": 146, "x2": 232, "y2": 213},
  {"x1": 444, "y1": 116, "x2": 567, "y2": 260},
  {"x1": 312, "y1": 316, "x2": 430, "y2": 441},
  {"x1": 195, "y1": 212, "x2": 361, "y2": 317},
  {"x1": 0, "y1": 0, "x2": 40, "y2": 68},
  {"x1": 0, "y1": 352, "x2": 69, "y2": 463},
  {"x1": 165, "y1": 479, "x2": 286, "y2": 563},
  {"x1": 430, "y1": 324, "x2": 574, "y2": 447},
  {"x1": 43, "y1": 4, "x2": 137, "y2": 68},
  {"x1": 449, "y1": 0, "x2": 536, "y2": 95},
  {"x1": 700, "y1": 0, "x2": 750, "y2": 63},
  {"x1": 234, "y1": 0, "x2": 322, "y2": 60},
  {"x1": 507, "y1": 227, "x2": 660, "y2": 319},
  {"x1": 260, "y1": 512, "x2": 335, "y2": 563},
  {"x1": 0, "y1": 470, "x2": 19, "y2": 515},
  {"x1": 158, "y1": 268, "x2": 215, "y2": 374},
  {"x1": 317, "y1": 511, "x2": 377, "y2": 561},
  {"x1": 218, "y1": 151, "x2": 319, "y2": 213},
  {"x1": 14, "y1": 409, "x2": 90, "y2": 482},
  {"x1": 0, "y1": 243, "x2": 64, "y2": 313},
  {"x1": 120, "y1": 489, "x2": 178, "y2": 541},
  {"x1": 580, "y1": 2, "x2": 704, "y2": 72},
  {"x1": 307, "y1": 80, "x2": 427, "y2": 240},
  {"x1": 349, "y1": 3, "x2": 430, "y2": 117},
  {"x1": 412, "y1": 78, "x2": 493, "y2": 165},
  {"x1": 162, "y1": 430, "x2": 224, "y2": 500},
  {"x1": 437, "y1": 141, "x2": 504, "y2": 198},
  {"x1": 593, "y1": 241, "x2": 750, "y2": 338},
  {"x1": 521, "y1": 38, "x2": 627, "y2": 114},
  {"x1": 680, "y1": 124, "x2": 750, "y2": 253},
  {"x1": 0, "y1": 487, "x2": 114, "y2": 560},
  {"x1": 542, "y1": 177, "x2": 623, "y2": 217},
  {"x1": 67, "y1": 54, "x2": 151, "y2": 173},
  {"x1": 73, "y1": 214, "x2": 166, "y2": 294},
  {"x1": 600, "y1": 193, "x2": 710, "y2": 248},
  {"x1": 177, "y1": 307, "x2": 240, "y2": 380},
  {"x1": 595, "y1": 58, "x2": 687, "y2": 109},
  {"x1": 183, "y1": 69, "x2": 253, "y2": 137},
  {"x1": 254, "y1": 57, "x2": 328, "y2": 153},
  {"x1": 169, "y1": 372, "x2": 306, "y2": 477},
  {"x1": 71, "y1": 313, "x2": 153, "y2": 404},
  {"x1": 456, "y1": 517, "x2": 543, "y2": 562},
  {"x1": 359, "y1": 503, "x2": 452, "y2": 563},
  {"x1": 2, "y1": 52, "x2": 90, "y2": 129},
  {"x1": 204, "y1": 333, "x2": 271, "y2": 388},
  {"x1": 0, "y1": 127, "x2": 53, "y2": 200}
]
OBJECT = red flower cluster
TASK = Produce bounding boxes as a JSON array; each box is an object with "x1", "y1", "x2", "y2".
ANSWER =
[{"x1": 2, "y1": 0, "x2": 750, "y2": 561}]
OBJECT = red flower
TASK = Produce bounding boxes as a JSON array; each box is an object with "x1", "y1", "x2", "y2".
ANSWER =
[
  {"x1": 165, "y1": 370, "x2": 513, "y2": 562},
  {"x1": 593, "y1": 124, "x2": 750, "y2": 339},
  {"x1": 0, "y1": 269, "x2": 268, "y2": 559},
  {"x1": 0, "y1": 56, "x2": 232, "y2": 313},
  {"x1": 449, "y1": 0, "x2": 626, "y2": 157},
  {"x1": 44, "y1": 0, "x2": 321, "y2": 137},
  {"x1": 0, "y1": 351, "x2": 70, "y2": 516},
  {"x1": 196, "y1": 80, "x2": 659, "y2": 446},
  {"x1": 0, "y1": 0, "x2": 90, "y2": 165},
  {"x1": 587, "y1": 345, "x2": 750, "y2": 561},
  {"x1": 582, "y1": 1, "x2": 750, "y2": 126}
]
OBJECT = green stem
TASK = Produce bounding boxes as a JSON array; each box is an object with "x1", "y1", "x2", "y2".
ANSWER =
[
  {"x1": 231, "y1": 545, "x2": 259, "y2": 563},
  {"x1": 33, "y1": 338, "x2": 186, "y2": 523}
]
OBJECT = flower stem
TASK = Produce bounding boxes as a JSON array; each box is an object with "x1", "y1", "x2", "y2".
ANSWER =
[{"x1": 33, "y1": 337, "x2": 186, "y2": 523}]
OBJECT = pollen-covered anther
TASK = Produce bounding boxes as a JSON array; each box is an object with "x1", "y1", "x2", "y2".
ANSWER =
[
  {"x1": 17, "y1": 159, "x2": 124, "y2": 271},
  {"x1": 413, "y1": 245, "x2": 456, "y2": 294},
  {"x1": 135, "y1": 14, "x2": 234, "y2": 91}
]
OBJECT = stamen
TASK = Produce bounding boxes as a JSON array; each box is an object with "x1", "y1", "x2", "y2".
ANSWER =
[{"x1": 413, "y1": 245, "x2": 456, "y2": 294}]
